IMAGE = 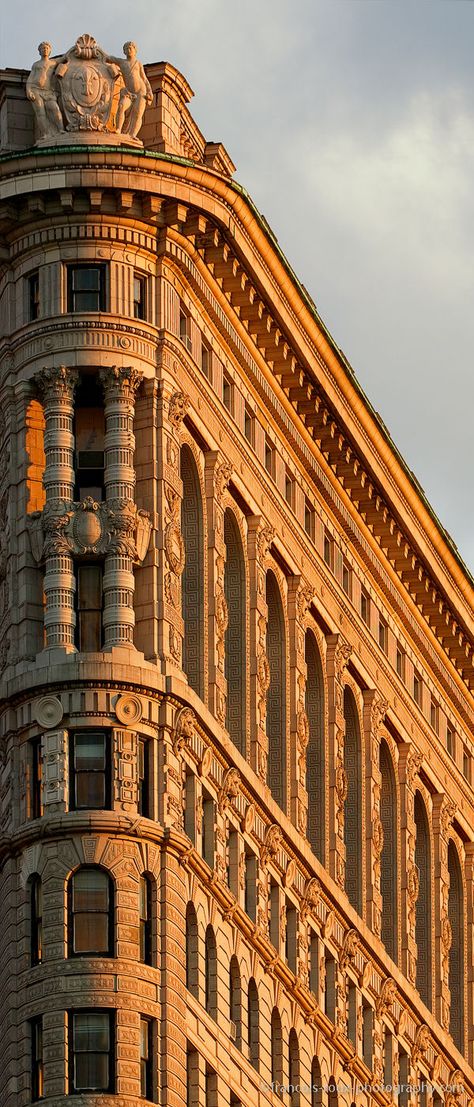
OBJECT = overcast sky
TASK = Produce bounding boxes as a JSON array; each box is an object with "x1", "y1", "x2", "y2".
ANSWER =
[{"x1": 2, "y1": 0, "x2": 473, "y2": 572}]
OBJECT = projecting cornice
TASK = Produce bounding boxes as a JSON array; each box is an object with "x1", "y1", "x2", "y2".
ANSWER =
[{"x1": 0, "y1": 146, "x2": 472, "y2": 688}]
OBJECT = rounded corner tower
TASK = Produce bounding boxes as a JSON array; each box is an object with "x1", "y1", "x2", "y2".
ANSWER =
[{"x1": 1, "y1": 28, "x2": 474, "y2": 1107}]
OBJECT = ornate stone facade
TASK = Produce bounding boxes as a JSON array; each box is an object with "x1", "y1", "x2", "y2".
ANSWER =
[{"x1": 0, "y1": 33, "x2": 473, "y2": 1107}]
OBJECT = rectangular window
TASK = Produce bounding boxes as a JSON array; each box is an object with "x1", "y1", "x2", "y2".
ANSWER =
[
  {"x1": 74, "y1": 389, "x2": 106, "y2": 501},
  {"x1": 184, "y1": 771, "x2": 197, "y2": 845},
  {"x1": 139, "y1": 876, "x2": 153, "y2": 965},
  {"x1": 304, "y1": 498, "x2": 315, "y2": 540},
  {"x1": 285, "y1": 469, "x2": 295, "y2": 509},
  {"x1": 70, "y1": 1010, "x2": 114, "y2": 1093},
  {"x1": 31, "y1": 877, "x2": 43, "y2": 965},
  {"x1": 396, "y1": 646, "x2": 406, "y2": 682},
  {"x1": 133, "y1": 274, "x2": 146, "y2": 320},
  {"x1": 361, "y1": 588, "x2": 370, "y2": 626},
  {"x1": 244, "y1": 404, "x2": 254, "y2": 445},
  {"x1": 140, "y1": 1017, "x2": 154, "y2": 1100},
  {"x1": 378, "y1": 617, "x2": 388, "y2": 654},
  {"x1": 342, "y1": 557, "x2": 352, "y2": 598},
  {"x1": 430, "y1": 697, "x2": 439, "y2": 734},
  {"x1": 67, "y1": 265, "x2": 106, "y2": 312},
  {"x1": 75, "y1": 564, "x2": 103, "y2": 653},
  {"x1": 244, "y1": 850, "x2": 257, "y2": 922},
  {"x1": 447, "y1": 726, "x2": 454, "y2": 758},
  {"x1": 31, "y1": 1016, "x2": 44, "y2": 1101},
  {"x1": 138, "y1": 739, "x2": 150, "y2": 818},
  {"x1": 223, "y1": 371, "x2": 234, "y2": 414},
  {"x1": 202, "y1": 790, "x2": 215, "y2": 869},
  {"x1": 413, "y1": 670, "x2": 422, "y2": 707},
  {"x1": 463, "y1": 747, "x2": 471, "y2": 782},
  {"x1": 28, "y1": 272, "x2": 40, "y2": 321},
  {"x1": 179, "y1": 307, "x2": 192, "y2": 351},
  {"x1": 70, "y1": 731, "x2": 110, "y2": 811},
  {"x1": 227, "y1": 828, "x2": 239, "y2": 896},
  {"x1": 264, "y1": 435, "x2": 275, "y2": 477},
  {"x1": 323, "y1": 528, "x2": 334, "y2": 569},
  {"x1": 285, "y1": 902, "x2": 298, "y2": 975},
  {"x1": 201, "y1": 339, "x2": 211, "y2": 380},
  {"x1": 30, "y1": 737, "x2": 43, "y2": 820}
]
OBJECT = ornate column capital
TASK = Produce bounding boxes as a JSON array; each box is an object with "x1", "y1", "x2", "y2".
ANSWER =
[
  {"x1": 35, "y1": 364, "x2": 79, "y2": 404},
  {"x1": 99, "y1": 365, "x2": 143, "y2": 401}
]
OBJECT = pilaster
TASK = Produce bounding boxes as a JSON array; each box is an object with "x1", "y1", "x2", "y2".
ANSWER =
[
  {"x1": 287, "y1": 576, "x2": 313, "y2": 837},
  {"x1": 205, "y1": 452, "x2": 231, "y2": 727},
  {"x1": 155, "y1": 385, "x2": 186, "y2": 672},
  {"x1": 326, "y1": 634, "x2": 351, "y2": 891},
  {"x1": 432, "y1": 794, "x2": 456, "y2": 1033},
  {"x1": 248, "y1": 516, "x2": 273, "y2": 784},
  {"x1": 398, "y1": 743, "x2": 421, "y2": 988},
  {"x1": 363, "y1": 691, "x2": 387, "y2": 940}
]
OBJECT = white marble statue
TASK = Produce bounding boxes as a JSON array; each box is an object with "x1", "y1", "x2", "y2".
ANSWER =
[
  {"x1": 26, "y1": 42, "x2": 64, "y2": 140},
  {"x1": 107, "y1": 42, "x2": 153, "y2": 140}
]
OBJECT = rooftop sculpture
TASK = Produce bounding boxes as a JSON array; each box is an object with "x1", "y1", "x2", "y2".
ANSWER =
[{"x1": 26, "y1": 34, "x2": 152, "y2": 146}]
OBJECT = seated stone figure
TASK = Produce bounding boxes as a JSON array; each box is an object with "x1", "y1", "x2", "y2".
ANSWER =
[{"x1": 26, "y1": 42, "x2": 64, "y2": 139}]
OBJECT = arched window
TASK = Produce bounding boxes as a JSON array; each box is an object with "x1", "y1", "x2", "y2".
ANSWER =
[
  {"x1": 305, "y1": 630, "x2": 325, "y2": 862},
  {"x1": 414, "y1": 792, "x2": 432, "y2": 1008},
  {"x1": 205, "y1": 925, "x2": 217, "y2": 1019},
  {"x1": 68, "y1": 866, "x2": 113, "y2": 957},
  {"x1": 266, "y1": 571, "x2": 286, "y2": 810},
  {"x1": 271, "y1": 1007, "x2": 283, "y2": 1094},
  {"x1": 311, "y1": 1058, "x2": 322, "y2": 1107},
  {"x1": 328, "y1": 1075, "x2": 338, "y2": 1107},
  {"x1": 185, "y1": 903, "x2": 198, "y2": 999},
  {"x1": 448, "y1": 841, "x2": 464, "y2": 1049},
  {"x1": 30, "y1": 875, "x2": 43, "y2": 965},
  {"x1": 140, "y1": 874, "x2": 153, "y2": 966},
  {"x1": 181, "y1": 444, "x2": 204, "y2": 699},
  {"x1": 248, "y1": 978, "x2": 259, "y2": 1071},
  {"x1": 380, "y1": 739, "x2": 397, "y2": 961},
  {"x1": 224, "y1": 510, "x2": 246, "y2": 754},
  {"x1": 288, "y1": 1029, "x2": 300, "y2": 1106},
  {"x1": 344, "y1": 688, "x2": 362, "y2": 915},
  {"x1": 229, "y1": 955, "x2": 242, "y2": 1048}
]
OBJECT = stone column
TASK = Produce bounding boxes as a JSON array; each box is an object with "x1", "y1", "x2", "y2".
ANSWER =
[
  {"x1": 36, "y1": 365, "x2": 78, "y2": 651},
  {"x1": 326, "y1": 634, "x2": 351, "y2": 891},
  {"x1": 287, "y1": 576, "x2": 313, "y2": 837},
  {"x1": 205, "y1": 452, "x2": 231, "y2": 728},
  {"x1": 248, "y1": 517, "x2": 273, "y2": 784},
  {"x1": 363, "y1": 691, "x2": 387, "y2": 940},
  {"x1": 432, "y1": 794, "x2": 456, "y2": 1033},
  {"x1": 398, "y1": 743, "x2": 421, "y2": 988},
  {"x1": 100, "y1": 366, "x2": 142, "y2": 649}
]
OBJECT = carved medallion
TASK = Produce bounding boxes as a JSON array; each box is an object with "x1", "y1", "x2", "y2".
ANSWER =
[
  {"x1": 115, "y1": 693, "x2": 143, "y2": 726},
  {"x1": 34, "y1": 695, "x2": 64, "y2": 729}
]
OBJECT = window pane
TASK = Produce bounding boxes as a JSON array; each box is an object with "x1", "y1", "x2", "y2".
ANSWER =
[
  {"x1": 76, "y1": 772, "x2": 106, "y2": 809},
  {"x1": 73, "y1": 268, "x2": 101, "y2": 291},
  {"x1": 78, "y1": 612, "x2": 102, "y2": 653},
  {"x1": 74, "y1": 914, "x2": 109, "y2": 953},
  {"x1": 73, "y1": 870, "x2": 109, "y2": 911},
  {"x1": 75, "y1": 734, "x2": 106, "y2": 770},
  {"x1": 75, "y1": 1052, "x2": 109, "y2": 1090},
  {"x1": 74, "y1": 1011, "x2": 110, "y2": 1051}
]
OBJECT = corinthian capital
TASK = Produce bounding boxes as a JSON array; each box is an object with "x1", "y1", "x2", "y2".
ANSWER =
[
  {"x1": 99, "y1": 365, "x2": 143, "y2": 401},
  {"x1": 36, "y1": 365, "x2": 79, "y2": 404}
]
